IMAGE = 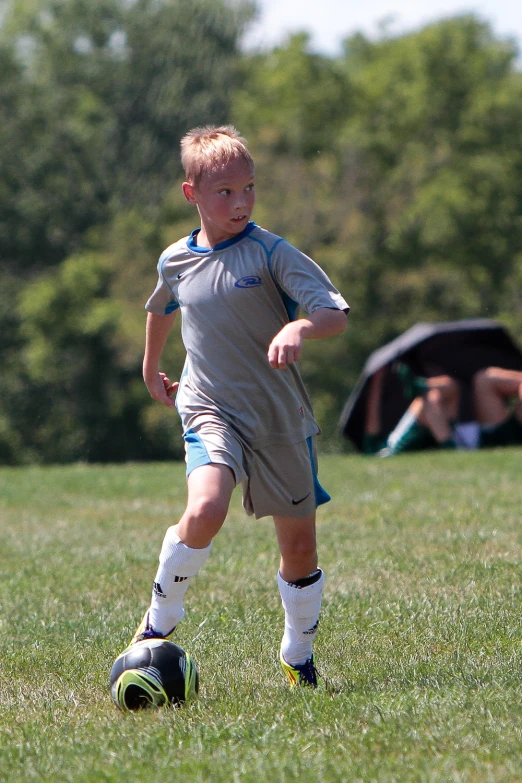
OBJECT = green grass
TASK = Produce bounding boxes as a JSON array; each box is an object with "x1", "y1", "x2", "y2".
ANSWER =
[{"x1": 1, "y1": 450, "x2": 522, "y2": 782}]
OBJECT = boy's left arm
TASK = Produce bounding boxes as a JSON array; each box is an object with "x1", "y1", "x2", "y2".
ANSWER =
[{"x1": 268, "y1": 307, "x2": 347, "y2": 370}]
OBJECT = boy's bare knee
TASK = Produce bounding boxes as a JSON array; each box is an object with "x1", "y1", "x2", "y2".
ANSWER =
[
  {"x1": 192, "y1": 496, "x2": 228, "y2": 525},
  {"x1": 177, "y1": 496, "x2": 229, "y2": 548}
]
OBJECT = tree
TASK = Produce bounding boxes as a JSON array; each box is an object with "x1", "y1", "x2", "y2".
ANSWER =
[
  {"x1": 0, "y1": 0, "x2": 255, "y2": 270},
  {"x1": 235, "y1": 32, "x2": 349, "y2": 159},
  {"x1": 339, "y1": 16, "x2": 522, "y2": 287},
  {"x1": 17, "y1": 208, "x2": 190, "y2": 463}
]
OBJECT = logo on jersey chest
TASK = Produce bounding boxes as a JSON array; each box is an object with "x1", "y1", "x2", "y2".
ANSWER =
[{"x1": 235, "y1": 275, "x2": 262, "y2": 289}]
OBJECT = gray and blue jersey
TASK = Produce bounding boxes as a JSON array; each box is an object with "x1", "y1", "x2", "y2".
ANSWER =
[{"x1": 145, "y1": 222, "x2": 349, "y2": 449}]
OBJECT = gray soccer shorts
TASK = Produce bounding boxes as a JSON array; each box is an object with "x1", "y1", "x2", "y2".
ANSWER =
[{"x1": 182, "y1": 417, "x2": 330, "y2": 520}]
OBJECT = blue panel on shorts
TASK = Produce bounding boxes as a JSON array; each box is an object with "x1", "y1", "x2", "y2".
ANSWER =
[
  {"x1": 184, "y1": 428, "x2": 211, "y2": 475},
  {"x1": 306, "y1": 437, "x2": 331, "y2": 507}
]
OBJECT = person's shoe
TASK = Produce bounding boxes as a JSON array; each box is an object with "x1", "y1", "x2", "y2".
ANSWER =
[
  {"x1": 362, "y1": 433, "x2": 387, "y2": 455},
  {"x1": 129, "y1": 610, "x2": 175, "y2": 646},
  {"x1": 280, "y1": 652, "x2": 318, "y2": 687},
  {"x1": 382, "y1": 409, "x2": 433, "y2": 456}
]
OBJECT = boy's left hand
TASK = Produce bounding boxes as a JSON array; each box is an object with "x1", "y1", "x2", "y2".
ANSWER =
[
  {"x1": 268, "y1": 323, "x2": 303, "y2": 370},
  {"x1": 267, "y1": 309, "x2": 347, "y2": 369}
]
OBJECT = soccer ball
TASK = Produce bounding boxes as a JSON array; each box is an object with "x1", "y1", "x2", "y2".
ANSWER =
[{"x1": 110, "y1": 639, "x2": 199, "y2": 711}]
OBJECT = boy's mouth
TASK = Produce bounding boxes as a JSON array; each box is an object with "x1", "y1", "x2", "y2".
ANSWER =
[{"x1": 231, "y1": 215, "x2": 248, "y2": 223}]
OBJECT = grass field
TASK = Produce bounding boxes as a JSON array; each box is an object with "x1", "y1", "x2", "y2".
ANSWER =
[{"x1": 1, "y1": 450, "x2": 522, "y2": 782}]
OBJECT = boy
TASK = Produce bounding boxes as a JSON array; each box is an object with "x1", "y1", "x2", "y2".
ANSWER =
[{"x1": 126, "y1": 125, "x2": 349, "y2": 688}]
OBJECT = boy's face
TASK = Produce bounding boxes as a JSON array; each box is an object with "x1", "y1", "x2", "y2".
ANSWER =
[{"x1": 183, "y1": 157, "x2": 255, "y2": 245}]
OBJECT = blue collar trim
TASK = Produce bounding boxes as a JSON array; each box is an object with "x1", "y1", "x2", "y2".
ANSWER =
[{"x1": 187, "y1": 222, "x2": 257, "y2": 253}]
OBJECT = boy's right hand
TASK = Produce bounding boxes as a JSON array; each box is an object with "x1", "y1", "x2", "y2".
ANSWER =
[{"x1": 145, "y1": 371, "x2": 178, "y2": 408}]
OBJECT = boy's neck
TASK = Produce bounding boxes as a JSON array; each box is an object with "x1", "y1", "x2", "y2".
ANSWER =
[
  {"x1": 196, "y1": 225, "x2": 241, "y2": 250},
  {"x1": 195, "y1": 228, "x2": 211, "y2": 249}
]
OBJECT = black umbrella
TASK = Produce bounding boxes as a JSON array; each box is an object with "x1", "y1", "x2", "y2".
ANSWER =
[{"x1": 339, "y1": 319, "x2": 522, "y2": 451}]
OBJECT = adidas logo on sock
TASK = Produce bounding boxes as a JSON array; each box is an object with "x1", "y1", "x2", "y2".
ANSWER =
[
  {"x1": 173, "y1": 575, "x2": 188, "y2": 583},
  {"x1": 153, "y1": 581, "x2": 166, "y2": 598},
  {"x1": 303, "y1": 621, "x2": 319, "y2": 635}
]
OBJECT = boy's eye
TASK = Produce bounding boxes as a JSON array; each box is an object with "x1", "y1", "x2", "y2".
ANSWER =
[
  {"x1": 246, "y1": 184, "x2": 255, "y2": 192},
  {"x1": 218, "y1": 188, "x2": 231, "y2": 195}
]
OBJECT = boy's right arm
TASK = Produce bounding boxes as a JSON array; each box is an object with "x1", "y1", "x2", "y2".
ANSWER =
[{"x1": 143, "y1": 311, "x2": 178, "y2": 408}]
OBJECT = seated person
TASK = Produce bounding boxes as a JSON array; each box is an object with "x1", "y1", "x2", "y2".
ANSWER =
[
  {"x1": 364, "y1": 363, "x2": 522, "y2": 457},
  {"x1": 473, "y1": 367, "x2": 522, "y2": 447},
  {"x1": 363, "y1": 364, "x2": 462, "y2": 457}
]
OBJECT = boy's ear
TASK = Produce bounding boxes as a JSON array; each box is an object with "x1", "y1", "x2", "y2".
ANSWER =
[{"x1": 182, "y1": 181, "x2": 197, "y2": 204}]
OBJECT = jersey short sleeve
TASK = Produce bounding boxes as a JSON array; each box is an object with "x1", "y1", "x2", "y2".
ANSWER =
[
  {"x1": 145, "y1": 244, "x2": 183, "y2": 316},
  {"x1": 268, "y1": 240, "x2": 349, "y2": 316}
]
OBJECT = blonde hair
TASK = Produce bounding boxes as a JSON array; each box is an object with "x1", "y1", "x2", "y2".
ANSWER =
[{"x1": 180, "y1": 125, "x2": 254, "y2": 185}]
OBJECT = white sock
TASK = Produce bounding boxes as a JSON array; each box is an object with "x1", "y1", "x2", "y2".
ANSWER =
[
  {"x1": 278, "y1": 569, "x2": 324, "y2": 666},
  {"x1": 148, "y1": 526, "x2": 212, "y2": 635}
]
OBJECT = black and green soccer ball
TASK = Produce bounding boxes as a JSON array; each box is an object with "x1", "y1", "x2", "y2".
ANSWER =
[{"x1": 110, "y1": 639, "x2": 199, "y2": 711}]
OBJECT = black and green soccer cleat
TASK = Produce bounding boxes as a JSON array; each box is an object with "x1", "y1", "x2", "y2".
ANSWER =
[
  {"x1": 129, "y1": 610, "x2": 176, "y2": 646},
  {"x1": 280, "y1": 652, "x2": 318, "y2": 687}
]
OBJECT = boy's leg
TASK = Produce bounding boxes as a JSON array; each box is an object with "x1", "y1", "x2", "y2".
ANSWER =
[
  {"x1": 274, "y1": 513, "x2": 318, "y2": 583},
  {"x1": 139, "y1": 463, "x2": 235, "y2": 639},
  {"x1": 177, "y1": 462, "x2": 236, "y2": 547},
  {"x1": 274, "y1": 513, "x2": 324, "y2": 684},
  {"x1": 243, "y1": 438, "x2": 325, "y2": 685}
]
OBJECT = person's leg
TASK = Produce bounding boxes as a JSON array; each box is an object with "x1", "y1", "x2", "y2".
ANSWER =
[
  {"x1": 176, "y1": 463, "x2": 236, "y2": 547},
  {"x1": 274, "y1": 513, "x2": 323, "y2": 681},
  {"x1": 143, "y1": 463, "x2": 236, "y2": 637},
  {"x1": 244, "y1": 438, "x2": 324, "y2": 685},
  {"x1": 473, "y1": 368, "x2": 522, "y2": 425},
  {"x1": 363, "y1": 368, "x2": 388, "y2": 454},
  {"x1": 274, "y1": 513, "x2": 318, "y2": 583},
  {"x1": 417, "y1": 377, "x2": 460, "y2": 444},
  {"x1": 382, "y1": 376, "x2": 459, "y2": 456}
]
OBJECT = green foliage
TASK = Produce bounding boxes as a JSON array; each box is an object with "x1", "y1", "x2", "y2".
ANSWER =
[
  {"x1": 16, "y1": 212, "x2": 188, "y2": 463},
  {"x1": 0, "y1": 0, "x2": 254, "y2": 269},
  {"x1": 2, "y1": 9, "x2": 522, "y2": 463},
  {"x1": 338, "y1": 16, "x2": 522, "y2": 287},
  {"x1": 0, "y1": 272, "x2": 33, "y2": 465},
  {"x1": 235, "y1": 32, "x2": 349, "y2": 158}
]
